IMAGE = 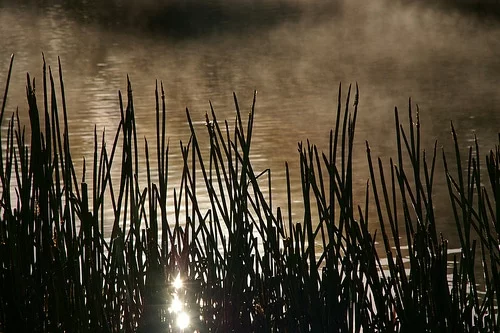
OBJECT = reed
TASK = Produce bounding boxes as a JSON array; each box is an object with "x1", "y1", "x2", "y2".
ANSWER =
[{"x1": 0, "y1": 56, "x2": 498, "y2": 332}]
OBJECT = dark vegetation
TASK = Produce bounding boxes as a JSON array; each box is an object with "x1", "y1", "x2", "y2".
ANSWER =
[
  {"x1": 0, "y1": 0, "x2": 340, "y2": 38},
  {"x1": 0, "y1": 55, "x2": 499, "y2": 332},
  {"x1": 411, "y1": 0, "x2": 500, "y2": 18}
]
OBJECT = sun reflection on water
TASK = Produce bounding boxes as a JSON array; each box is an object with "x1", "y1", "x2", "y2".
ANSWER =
[{"x1": 166, "y1": 272, "x2": 194, "y2": 332}]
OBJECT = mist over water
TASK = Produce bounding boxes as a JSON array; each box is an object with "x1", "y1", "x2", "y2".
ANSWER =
[{"x1": 1, "y1": 0, "x2": 499, "y2": 243}]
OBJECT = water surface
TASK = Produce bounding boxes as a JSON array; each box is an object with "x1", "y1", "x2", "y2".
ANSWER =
[{"x1": 1, "y1": 0, "x2": 500, "y2": 246}]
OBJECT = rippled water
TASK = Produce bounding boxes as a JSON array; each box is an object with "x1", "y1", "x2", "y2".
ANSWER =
[{"x1": 1, "y1": 0, "x2": 500, "y2": 245}]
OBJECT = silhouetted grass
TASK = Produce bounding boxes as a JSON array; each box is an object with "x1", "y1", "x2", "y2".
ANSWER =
[{"x1": 0, "y1": 56, "x2": 498, "y2": 332}]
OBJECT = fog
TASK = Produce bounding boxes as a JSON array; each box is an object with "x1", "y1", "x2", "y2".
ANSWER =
[{"x1": 2, "y1": 0, "x2": 499, "y2": 164}]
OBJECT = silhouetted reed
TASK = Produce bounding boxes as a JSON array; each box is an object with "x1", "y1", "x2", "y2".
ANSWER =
[{"x1": 0, "y1": 55, "x2": 498, "y2": 332}]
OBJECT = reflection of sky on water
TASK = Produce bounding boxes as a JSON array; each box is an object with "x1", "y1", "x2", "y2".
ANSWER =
[{"x1": 0, "y1": 0, "x2": 499, "y2": 248}]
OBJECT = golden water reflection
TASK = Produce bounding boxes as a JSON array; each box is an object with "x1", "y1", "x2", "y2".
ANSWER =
[{"x1": 1, "y1": 0, "x2": 500, "y2": 251}]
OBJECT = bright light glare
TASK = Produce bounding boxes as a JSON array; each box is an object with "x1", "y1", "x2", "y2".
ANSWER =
[
  {"x1": 173, "y1": 273, "x2": 183, "y2": 290},
  {"x1": 177, "y1": 311, "x2": 190, "y2": 329},
  {"x1": 168, "y1": 295, "x2": 183, "y2": 313}
]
